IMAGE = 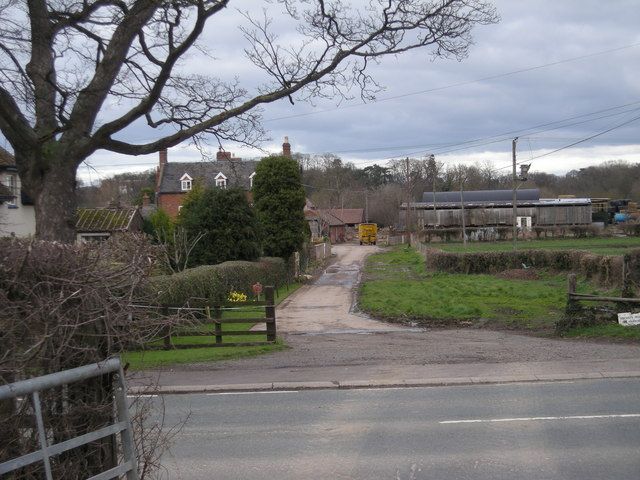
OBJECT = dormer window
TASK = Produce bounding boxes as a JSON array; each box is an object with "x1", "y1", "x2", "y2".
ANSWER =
[
  {"x1": 180, "y1": 173, "x2": 192, "y2": 191},
  {"x1": 215, "y1": 172, "x2": 227, "y2": 188},
  {"x1": 249, "y1": 172, "x2": 256, "y2": 188}
]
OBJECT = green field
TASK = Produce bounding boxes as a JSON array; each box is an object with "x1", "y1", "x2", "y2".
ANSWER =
[
  {"x1": 434, "y1": 236, "x2": 640, "y2": 255},
  {"x1": 360, "y1": 246, "x2": 618, "y2": 332},
  {"x1": 123, "y1": 282, "x2": 301, "y2": 369}
]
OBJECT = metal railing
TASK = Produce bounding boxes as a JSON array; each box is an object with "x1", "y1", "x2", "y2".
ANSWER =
[{"x1": 0, "y1": 357, "x2": 138, "y2": 480}]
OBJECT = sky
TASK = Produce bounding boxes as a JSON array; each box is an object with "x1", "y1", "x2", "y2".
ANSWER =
[{"x1": 65, "y1": 0, "x2": 640, "y2": 185}]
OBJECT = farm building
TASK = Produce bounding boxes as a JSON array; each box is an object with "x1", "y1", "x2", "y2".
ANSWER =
[{"x1": 400, "y1": 189, "x2": 592, "y2": 229}]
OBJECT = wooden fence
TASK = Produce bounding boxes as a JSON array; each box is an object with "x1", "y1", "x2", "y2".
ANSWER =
[
  {"x1": 132, "y1": 286, "x2": 277, "y2": 349},
  {"x1": 567, "y1": 273, "x2": 640, "y2": 305}
]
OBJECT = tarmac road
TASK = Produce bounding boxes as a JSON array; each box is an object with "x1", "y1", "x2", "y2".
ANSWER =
[{"x1": 157, "y1": 377, "x2": 640, "y2": 480}]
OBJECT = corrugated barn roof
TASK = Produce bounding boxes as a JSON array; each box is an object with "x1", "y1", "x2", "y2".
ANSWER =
[{"x1": 422, "y1": 189, "x2": 540, "y2": 204}]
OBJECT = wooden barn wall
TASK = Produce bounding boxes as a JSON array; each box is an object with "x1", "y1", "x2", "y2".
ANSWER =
[{"x1": 413, "y1": 205, "x2": 591, "y2": 227}]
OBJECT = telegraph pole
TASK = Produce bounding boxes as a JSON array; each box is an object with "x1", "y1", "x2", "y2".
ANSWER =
[
  {"x1": 364, "y1": 190, "x2": 369, "y2": 222},
  {"x1": 460, "y1": 181, "x2": 467, "y2": 247},
  {"x1": 512, "y1": 137, "x2": 518, "y2": 251},
  {"x1": 430, "y1": 154, "x2": 437, "y2": 228},
  {"x1": 405, "y1": 157, "x2": 411, "y2": 244}
]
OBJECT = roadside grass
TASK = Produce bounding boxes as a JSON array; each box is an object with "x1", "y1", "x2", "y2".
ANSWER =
[
  {"x1": 433, "y1": 236, "x2": 640, "y2": 256},
  {"x1": 123, "y1": 282, "x2": 301, "y2": 370},
  {"x1": 360, "y1": 246, "x2": 615, "y2": 331},
  {"x1": 564, "y1": 324, "x2": 640, "y2": 341}
]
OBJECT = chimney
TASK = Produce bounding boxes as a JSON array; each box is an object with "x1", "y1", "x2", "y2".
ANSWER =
[
  {"x1": 282, "y1": 136, "x2": 291, "y2": 158},
  {"x1": 156, "y1": 149, "x2": 168, "y2": 193},
  {"x1": 216, "y1": 146, "x2": 232, "y2": 161},
  {"x1": 159, "y1": 148, "x2": 168, "y2": 167},
  {"x1": 142, "y1": 193, "x2": 150, "y2": 207}
]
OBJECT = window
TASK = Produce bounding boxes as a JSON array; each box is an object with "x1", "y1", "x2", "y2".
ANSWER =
[
  {"x1": 249, "y1": 172, "x2": 256, "y2": 188},
  {"x1": 5, "y1": 174, "x2": 17, "y2": 205},
  {"x1": 180, "y1": 173, "x2": 192, "y2": 191},
  {"x1": 215, "y1": 172, "x2": 227, "y2": 188}
]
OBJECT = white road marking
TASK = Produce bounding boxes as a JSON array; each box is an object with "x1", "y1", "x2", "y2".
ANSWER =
[
  {"x1": 207, "y1": 390, "x2": 300, "y2": 396},
  {"x1": 126, "y1": 394, "x2": 158, "y2": 398},
  {"x1": 440, "y1": 413, "x2": 640, "y2": 424}
]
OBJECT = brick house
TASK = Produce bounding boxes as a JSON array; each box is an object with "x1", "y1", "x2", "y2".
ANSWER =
[{"x1": 155, "y1": 138, "x2": 292, "y2": 218}]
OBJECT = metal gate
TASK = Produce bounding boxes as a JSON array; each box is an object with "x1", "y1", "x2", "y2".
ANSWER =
[{"x1": 0, "y1": 357, "x2": 138, "y2": 480}]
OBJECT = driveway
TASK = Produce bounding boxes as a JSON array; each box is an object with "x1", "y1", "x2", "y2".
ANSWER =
[
  {"x1": 276, "y1": 244, "x2": 408, "y2": 333},
  {"x1": 139, "y1": 244, "x2": 640, "y2": 388}
]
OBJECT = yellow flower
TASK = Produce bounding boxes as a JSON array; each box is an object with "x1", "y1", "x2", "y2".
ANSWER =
[{"x1": 227, "y1": 291, "x2": 248, "y2": 302}]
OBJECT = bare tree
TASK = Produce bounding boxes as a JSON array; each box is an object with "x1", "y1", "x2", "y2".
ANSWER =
[{"x1": 0, "y1": 0, "x2": 497, "y2": 242}]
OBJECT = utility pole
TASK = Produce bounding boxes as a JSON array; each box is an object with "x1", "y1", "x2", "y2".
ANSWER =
[
  {"x1": 512, "y1": 137, "x2": 518, "y2": 251},
  {"x1": 430, "y1": 154, "x2": 437, "y2": 229},
  {"x1": 460, "y1": 181, "x2": 467, "y2": 247},
  {"x1": 364, "y1": 190, "x2": 369, "y2": 222},
  {"x1": 405, "y1": 157, "x2": 411, "y2": 244}
]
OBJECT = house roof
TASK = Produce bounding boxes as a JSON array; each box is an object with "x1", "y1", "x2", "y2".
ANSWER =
[
  {"x1": 313, "y1": 209, "x2": 346, "y2": 226},
  {"x1": 76, "y1": 207, "x2": 140, "y2": 232},
  {"x1": 319, "y1": 208, "x2": 365, "y2": 225},
  {"x1": 0, "y1": 146, "x2": 16, "y2": 168},
  {"x1": 158, "y1": 160, "x2": 258, "y2": 193}
]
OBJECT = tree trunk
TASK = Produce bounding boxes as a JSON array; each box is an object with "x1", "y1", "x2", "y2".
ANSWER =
[{"x1": 18, "y1": 149, "x2": 79, "y2": 243}]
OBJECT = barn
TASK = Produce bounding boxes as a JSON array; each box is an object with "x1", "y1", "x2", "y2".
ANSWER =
[{"x1": 400, "y1": 189, "x2": 592, "y2": 229}]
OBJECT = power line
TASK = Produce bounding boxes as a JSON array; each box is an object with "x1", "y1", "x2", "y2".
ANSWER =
[
  {"x1": 264, "y1": 42, "x2": 640, "y2": 123},
  {"x1": 83, "y1": 100, "x2": 640, "y2": 170},
  {"x1": 379, "y1": 102, "x2": 640, "y2": 160},
  {"x1": 492, "y1": 112, "x2": 640, "y2": 172}
]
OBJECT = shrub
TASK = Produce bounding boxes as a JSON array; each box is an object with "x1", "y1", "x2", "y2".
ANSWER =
[
  {"x1": 424, "y1": 247, "x2": 624, "y2": 287},
  {"x1": 253, "y1": 156, "x2": 306, "y2": 259},
  {"x1": 179, "y1": 187, "x2": 260, "y2": 266},
  {"x1": 0, "y1": 236, "x2": 173, "y2": 478},
  {"x1": 150, "y1": 257, "x2": 289, "y2": 306},
  {"x1": 621, "y1": 223, "x2": 640, "y2": 237}
]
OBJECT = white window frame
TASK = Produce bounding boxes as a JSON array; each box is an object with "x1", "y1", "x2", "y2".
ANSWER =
[
  {"x1": 249, "y1": 172, "x2": 256, "y2": 188},
  {"x1": 215, "y1": 172, "x2": 227, "y2": 188},
  {"x1": 180, "y1": 173, "x2": 192, "y2": 191}
]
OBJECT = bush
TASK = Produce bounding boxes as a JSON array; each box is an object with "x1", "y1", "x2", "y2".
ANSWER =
[
  {"x1": 621, "y1": 223, "x2": 640, "y2": 237},
  {"x1": 425, "y1": 248, "x2": 624, "y2": 287},
  {"x1": 150, "y1": 257, "x2": 289, "y2": 306},
  {"x1": 179, "y1": 187, "x2": 260, "y2": 267},
  {"x1": 0, "y1": 236, "x2": 172, "y2": 478}
]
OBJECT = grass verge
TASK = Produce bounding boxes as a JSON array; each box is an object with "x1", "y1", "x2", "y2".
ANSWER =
[
  {"x1": 123, "y1": 282, "x2": 302, "y2": 370},
  {"x1": 360, "y1": 246, "x2": 616, "y2": 332},
  {"x1": 434, "y1": 236, "x2": 640, "y2": 256},
  {"x1": 564, "y1": 324, "x2": 640, "y2": 341}
]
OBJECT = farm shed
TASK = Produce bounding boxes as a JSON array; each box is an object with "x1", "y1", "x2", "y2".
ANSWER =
[{"x1": 400, "y1": 189, "x2": 592, "y2": 229}]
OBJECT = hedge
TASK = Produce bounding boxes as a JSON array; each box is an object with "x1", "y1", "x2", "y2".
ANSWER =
[
  {"x1": 420, "y1": 225, "x2": 604, "y2": 243},
  {"x1": 149, "y1": 257, "x2": 289, "y2": 306},
  {"x1": 424, "y1": 247, "x2": 636, "y2": 288}
]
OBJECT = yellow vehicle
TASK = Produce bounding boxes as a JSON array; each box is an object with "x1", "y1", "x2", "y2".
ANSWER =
[{"x1": 358, "y1": 223, "x2": 378, "y2": 245}]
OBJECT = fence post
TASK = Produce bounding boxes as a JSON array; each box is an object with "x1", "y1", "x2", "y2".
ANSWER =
[
  {"x1": 211, "y1": 306, "x2": 223, "y2": 344},
  {"x1": 162, "y1": 306, "x2": 172, "y2": 350},
  {"x1": 265, "y1": 286, "x2": 276, "y2": 342},
  {"x1": 567, "y1": 273, "x2": 577, "y2": 298},
  {"x1": 116, "y1": 364, "x2": 140, "y2": 480},
  {"x1": 559, "y1": 273, "x2": 580, "y2": 334}
]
